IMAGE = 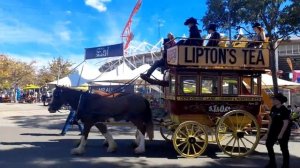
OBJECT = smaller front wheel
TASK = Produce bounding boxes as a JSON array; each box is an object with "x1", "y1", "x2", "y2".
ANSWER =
[{"x1": 172, "y1": 121, "x2": 208, "y2": 158}]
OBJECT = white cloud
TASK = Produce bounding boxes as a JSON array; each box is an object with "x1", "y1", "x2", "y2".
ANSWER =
[
  {"x1": 97, "y1": 13, "x2": 122, "y2": 46},
  {"x1": 65, "y1": 10, "x2": 72, "y2": 15},
  {"x1": 54, "y1": 21, "x2": 72, "y2": 42},
  {"x1": 0, "y1": 22, "x2": 53, "y2": 44},
  {"x1": 84, "y1": 0, "x2": 111, "y2": 12},
  {"x1": 59, "y1": 31, "x2": 71, "y2": 41},
  {"x1": 6, "y1": 52, "x2": 86, "y2": 70},
  {"x1": 6, "y1": 52, "x2": 52, "y2": 69}
]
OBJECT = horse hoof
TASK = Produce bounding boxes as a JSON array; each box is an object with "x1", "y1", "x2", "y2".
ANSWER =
[
  {"x1": 70, "y1": 148, "x2": 84, "y2": 155},
  {"x1": 134, "y1": 147, "x2": 145, "y2": 154}
]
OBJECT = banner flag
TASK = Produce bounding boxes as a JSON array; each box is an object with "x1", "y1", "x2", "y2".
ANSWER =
[{"x1": 85, "y1": 43, "x2": 123, "y2": 59}]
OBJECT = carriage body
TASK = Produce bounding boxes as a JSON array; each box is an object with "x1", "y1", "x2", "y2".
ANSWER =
[{"x1": 161, "y1": 45, "x2": 270, "y2": 157}]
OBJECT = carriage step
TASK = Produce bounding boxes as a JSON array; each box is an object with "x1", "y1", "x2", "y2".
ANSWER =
[
  {"x1": 262, "y1": 120, "x2": 270, "y2": 125},
  {"x1": 260, "y1": 128, "x2": 268, "y2": 132}
]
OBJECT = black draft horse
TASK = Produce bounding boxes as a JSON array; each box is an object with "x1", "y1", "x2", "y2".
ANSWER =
[{"x1": 48, "y1": 86, "x2": 153, "y2": 155}]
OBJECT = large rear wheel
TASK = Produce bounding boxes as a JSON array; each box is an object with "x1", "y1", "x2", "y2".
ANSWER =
[
  {"x1": 172, "y1": 121, "x2": 208, "y2": 158},
  {"x1": 216, "y1": 110, "x2": 260, "y2": 157}
]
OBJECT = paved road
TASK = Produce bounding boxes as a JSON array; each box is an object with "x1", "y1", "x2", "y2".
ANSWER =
[{"x1": 0, "y1": 103, "x2": 299, "y2": 168}]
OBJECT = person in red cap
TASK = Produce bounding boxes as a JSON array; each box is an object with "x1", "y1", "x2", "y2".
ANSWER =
[{"x1": 265, "y1": 93, "x2": 291, "y2": 168}]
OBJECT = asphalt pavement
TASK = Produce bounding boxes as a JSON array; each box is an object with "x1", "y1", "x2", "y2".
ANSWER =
[{"x1": 0, "y1": 103, "x2": 299, "y2": 168}]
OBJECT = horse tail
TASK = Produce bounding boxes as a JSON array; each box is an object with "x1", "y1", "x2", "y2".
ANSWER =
[{"x1": 144, "y1": 99, "x2": 154, "y2": 140}]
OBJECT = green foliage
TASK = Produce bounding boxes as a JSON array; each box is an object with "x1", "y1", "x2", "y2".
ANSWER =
[
  {"x1": 202, "y1": 0, "x2": 300, "y2": 41},
  {"x1": 0, "y1": 55, "x2": 74, "y2": 89},
  {"x1": 203, "y1": 0, "x2": 300, "y2": 94},
  {"x1": 0, "y1": 55, "x2": 36, "y2": 89},
  {"x1": 36, "y1": 57, "x2": 74, "y2": 86}
]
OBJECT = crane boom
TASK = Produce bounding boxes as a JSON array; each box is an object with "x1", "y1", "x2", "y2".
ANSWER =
[{"x1": 121, "y1": 0, "x2": 142, "y2": 51}]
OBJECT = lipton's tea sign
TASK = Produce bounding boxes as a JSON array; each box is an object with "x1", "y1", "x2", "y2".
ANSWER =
[{"x1": 167, "y1": 46, "x2": 269, "y2": 68}]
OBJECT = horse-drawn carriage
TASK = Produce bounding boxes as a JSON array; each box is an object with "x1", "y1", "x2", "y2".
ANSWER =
[
  {"x1": 158, "y1": 44, "x2": 269, "y2": 157},
  {"x1": 48, "y1": 40, "x2": 270, "y2": 158}
]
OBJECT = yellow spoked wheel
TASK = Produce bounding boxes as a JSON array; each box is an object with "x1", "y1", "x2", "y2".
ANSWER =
[
  {"x1": 216, "y1": 110, "x2": 260, "y2": 157},
  {"x1": 172, "y1": 121, "x2": 208, "y2": 158}
]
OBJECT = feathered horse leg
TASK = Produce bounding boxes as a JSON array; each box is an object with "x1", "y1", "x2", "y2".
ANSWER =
[
  {"x1": 70, "y1": 121, "x2": 93, "y2": 155},
  {"x1": 95, "y1": 122, "x2": 117, "y2": 152},
  {"x1": 134, "y1": 129, "x2": 145, "y2": 154}
]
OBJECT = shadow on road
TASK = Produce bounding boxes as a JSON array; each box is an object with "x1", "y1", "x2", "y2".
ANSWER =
[{"x1": 1, "y1": 138, "x2": 300, "y2": 168}]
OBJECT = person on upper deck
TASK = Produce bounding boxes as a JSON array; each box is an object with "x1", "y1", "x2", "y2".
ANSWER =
[
  {"x1": 248, "y1": 22, "x2": 266, "y2": 48},
  {"x1": 206, "y1": 23, "x2": 221, "y2": 47},
  {"x1": 140, "y1": 33, "x2": 176, "y2": 80},
  {"x1": 177, "y1": 17, "x2": 203, "y2": 46}
]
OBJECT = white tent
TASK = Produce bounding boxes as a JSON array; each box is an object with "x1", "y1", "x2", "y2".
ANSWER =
[
  {"x1": 261, "y1": 74, "x2": 300, "y2": 89},
  {"x1": 131, "y1": 64, "x2": 164, "y2": 80},
  {"x1": 93, "y1": 64, "x2": 164, "y2": 83},
  {"x1": 93, "y1": 62, "x2": 134, "y2": 83},
  {"x1": 48, "y1": 62, "x2": 101, "y2": 87}
]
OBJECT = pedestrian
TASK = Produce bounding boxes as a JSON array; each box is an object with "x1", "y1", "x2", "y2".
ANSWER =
[
  {"x1": 265, "y1": 93, "x2": 291, "y2": 168},
  {"x1": 206, "y1": 23, "x2": 221, "y2": 47},
  {"x1": 61, "y1": 108, "x2": 84, "y2": 136}
]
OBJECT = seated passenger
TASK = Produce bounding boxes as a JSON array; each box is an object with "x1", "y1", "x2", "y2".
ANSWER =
[
  {"x1": 248, "y1": 23, "x2": 266, "y2": 48},
  {"x1": 206, "y1": 24, "x2": 221, "y2": 47},
  {"x1": 140, "y1": 33, "x2": 176, "y2": 79},
  {"x1": 177, "y1": 17, "x2": 203, "y2": 46}
]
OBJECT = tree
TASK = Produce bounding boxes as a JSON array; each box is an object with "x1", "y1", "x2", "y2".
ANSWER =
[
  {"x1": 36, "y1": 57, "x2": 73, "y2": 86},
  {"x1": 0, "y1": 54, "x2": 36, "y2": 89},
  {"x1": 202, "y1": 0, "x2": 300, "y2": 94}
]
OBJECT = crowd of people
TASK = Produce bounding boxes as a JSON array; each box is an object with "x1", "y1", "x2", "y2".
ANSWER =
[{"x1": 0, "y1": 88, "x2": 51, "y2": 104}]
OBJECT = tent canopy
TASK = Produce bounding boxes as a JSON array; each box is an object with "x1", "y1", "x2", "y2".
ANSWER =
[
  {"x1": 261, "y1": 74, "x2": 300, "y2": 89},
  {"x1": 93, "y1": 64, "x2": 163, "y2": 83},
  {"x1": 48, "y1": 62, "x2": 101, "y2": 87}
]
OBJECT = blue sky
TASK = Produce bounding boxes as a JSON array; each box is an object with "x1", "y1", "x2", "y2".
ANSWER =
[{"x1": 0, "y1": 0, "x2": 208, "y2": 67}]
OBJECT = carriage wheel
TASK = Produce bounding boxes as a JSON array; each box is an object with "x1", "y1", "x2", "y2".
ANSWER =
[
  {"x1": 216, "y1": 110, "x2": 260, "y2": 157},
  {"x1": 172, "y1": 121, "x2": 208, "y2": 158}
]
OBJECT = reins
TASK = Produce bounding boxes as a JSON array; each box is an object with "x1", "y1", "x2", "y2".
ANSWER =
[
  {"x1": 103, "y1": 69, "x2": 148, "y2": 97},
  {"x1": 75, "y1": 94, "x2": 83, "y2": 116}
]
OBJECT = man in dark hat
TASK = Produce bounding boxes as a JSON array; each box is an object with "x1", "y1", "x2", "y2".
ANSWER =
[
  {"x1": 177, "y1": 17, "x2": 203, "y2": 46},
  {"x1": 206, "y1": 23, "x2": 221, "y2": 47},
  {"x1": 248, "y1": 22, "x2": 266, "y2": 48},
  {"x1": 265, "y1": 93, "x2": 291, "y2": 168}
]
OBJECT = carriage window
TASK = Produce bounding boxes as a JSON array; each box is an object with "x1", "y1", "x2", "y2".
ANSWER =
[
  {"x1": 253, "y1": 77, "x2": 259, "y2": 95},
  {"x1": 180, "y1": 76, "x2": 197, "y2": 94},
  {"x1": 222, "y1": 77, "x2": 238, "y2": 95},
  {"x1": 241, "y1": 77, "x2": 252, "y2": 95},
  {"x1": 170, "y1": 75, "x2": 175, "y2": 94},
  {"x1": 201, "y1": 76, "x2": 219, "y2": 95}
]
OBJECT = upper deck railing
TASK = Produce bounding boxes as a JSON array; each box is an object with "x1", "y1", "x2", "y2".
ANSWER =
[{"x1": 166, "y1": 38, "x2": 270, "y2": 70}]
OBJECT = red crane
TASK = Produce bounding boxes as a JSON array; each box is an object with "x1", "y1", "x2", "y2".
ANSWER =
[{"x1": 121, "y1": 0, "x2": 142, "y2": 52}]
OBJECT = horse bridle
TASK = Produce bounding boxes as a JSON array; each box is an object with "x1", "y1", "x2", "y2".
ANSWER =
[{"x1": 50, "y1": 88, "x2": 64, "y2": 111}]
